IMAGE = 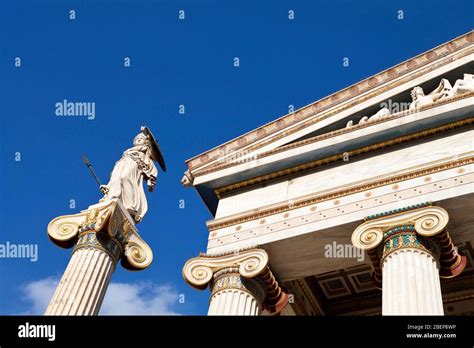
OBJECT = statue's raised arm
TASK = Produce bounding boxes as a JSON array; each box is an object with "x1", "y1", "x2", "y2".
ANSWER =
[{"x1": 100, "y1": 126, "x2": 166, "y2": 223}]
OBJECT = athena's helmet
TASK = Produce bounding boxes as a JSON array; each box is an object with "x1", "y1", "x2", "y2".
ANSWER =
[{"x1": 133, "y1": 133, "x2": 151, "y2": 147}]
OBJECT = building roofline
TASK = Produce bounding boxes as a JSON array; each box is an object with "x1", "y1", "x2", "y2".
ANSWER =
[{"x1": 184, "y1": 30, "x2": 473, "y2": 173}]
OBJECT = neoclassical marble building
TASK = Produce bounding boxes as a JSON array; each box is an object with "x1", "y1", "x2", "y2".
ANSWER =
[{"x1": 182, "y1": 31, "x2": 474, "y2": 315}]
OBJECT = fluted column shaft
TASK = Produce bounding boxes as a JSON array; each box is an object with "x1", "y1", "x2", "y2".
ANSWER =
[
  {"x1": 380, "y1": 228, "x2": 443, "y2": 315},
  {"x1": 45, "y1": 230, "x2": 121, "y2": 316},
  {"x1": 208, "y1": 267, "x2": 266, "y2": 316},
  {"x1": 382, "y1": 249, "x2": 443, "y2": 315},
  {"x1": 45, "y1": 247, "x2": 115, "y2": 315}
]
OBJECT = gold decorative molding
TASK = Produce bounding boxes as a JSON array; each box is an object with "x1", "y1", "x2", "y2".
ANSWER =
[
  {"x1": 207, "y1": 155, "x2": 473, "y2": 231},
  {"x1": 214, "y1": 117, "x2": 474, "y2": 197},
  {"x1": 185, "y1": 31, "x2": 473, "y2": 173},
  {"x1": 47, "y1": 199, "x2": 153, "y2": 271}
]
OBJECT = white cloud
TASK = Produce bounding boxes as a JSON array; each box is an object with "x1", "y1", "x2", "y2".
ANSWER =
[
  {"x1": 100, "y1": 282, "x2": 180, "y2": 315},
  {"x1": 21, "y1": 277, "x2": 58, "y2": 315},
  {"x1": 20, "y1": 277, "x2": 181, "y2": 315}
]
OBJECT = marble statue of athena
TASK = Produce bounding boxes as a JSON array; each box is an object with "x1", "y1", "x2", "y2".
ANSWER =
[
  {"x1": 45, "y1": 126, "x2": 164, "y2": 315},
  {"x1": 100, "y1": 131, "x2": 158, "y2": 223}
]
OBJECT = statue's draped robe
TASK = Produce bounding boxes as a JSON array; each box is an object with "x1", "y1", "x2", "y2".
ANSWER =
[{"x1": 105, "y1": 145, "x2": 157, "y2": 220}]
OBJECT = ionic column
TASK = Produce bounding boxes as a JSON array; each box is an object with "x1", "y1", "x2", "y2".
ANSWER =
[
  {"x1": 45, "y1": 232, "x2": 118, "y2": 315},
  {"x1": 45, "y1": 199, "x2": 153, "y2": 315},
  {"x1": 183, "y1": 248, "x2": 289, "y2": 316},
  {"x1": 352, "y1": 203, "x2": 466, "y2": 316},
  {"x1": 380, "y1": 228, "x2": 443, "y2": 315}
]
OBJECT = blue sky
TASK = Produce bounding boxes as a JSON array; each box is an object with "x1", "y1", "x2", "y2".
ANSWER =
[{"x1": 0, "y1": 0, "x2": 472, "y2": 315}]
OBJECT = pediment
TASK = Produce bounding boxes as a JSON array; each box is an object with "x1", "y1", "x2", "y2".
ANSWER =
[{"x1": 182, "y1": 31, "x2": 474, "y2": 214}]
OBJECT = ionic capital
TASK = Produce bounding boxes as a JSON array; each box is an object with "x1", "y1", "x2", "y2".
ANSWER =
[
  {"x1": 351, "y1": 203, "x2": 466, "y2": 287},
  {"x1": 47, "y1": 199, "x2": 153, "y2": 270},
  {"x1": 182, "y1": 248, "x2": 288, "y2": 314},
  {"x1": 182, "y1": 248, "x2": 268, "y2": 289},
  {"x1": 351, "y1": 203, "x2": 449, "y2": 251}
]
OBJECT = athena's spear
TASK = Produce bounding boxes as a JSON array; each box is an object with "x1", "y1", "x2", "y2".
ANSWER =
[{"x1": 81, "y1": 154, "x2": 102, "y2": 188}]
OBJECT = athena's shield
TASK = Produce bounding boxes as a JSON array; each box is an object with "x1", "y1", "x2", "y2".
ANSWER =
[{"x1": 141, "y1": 126, "x2": 167, "y2": 172}]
